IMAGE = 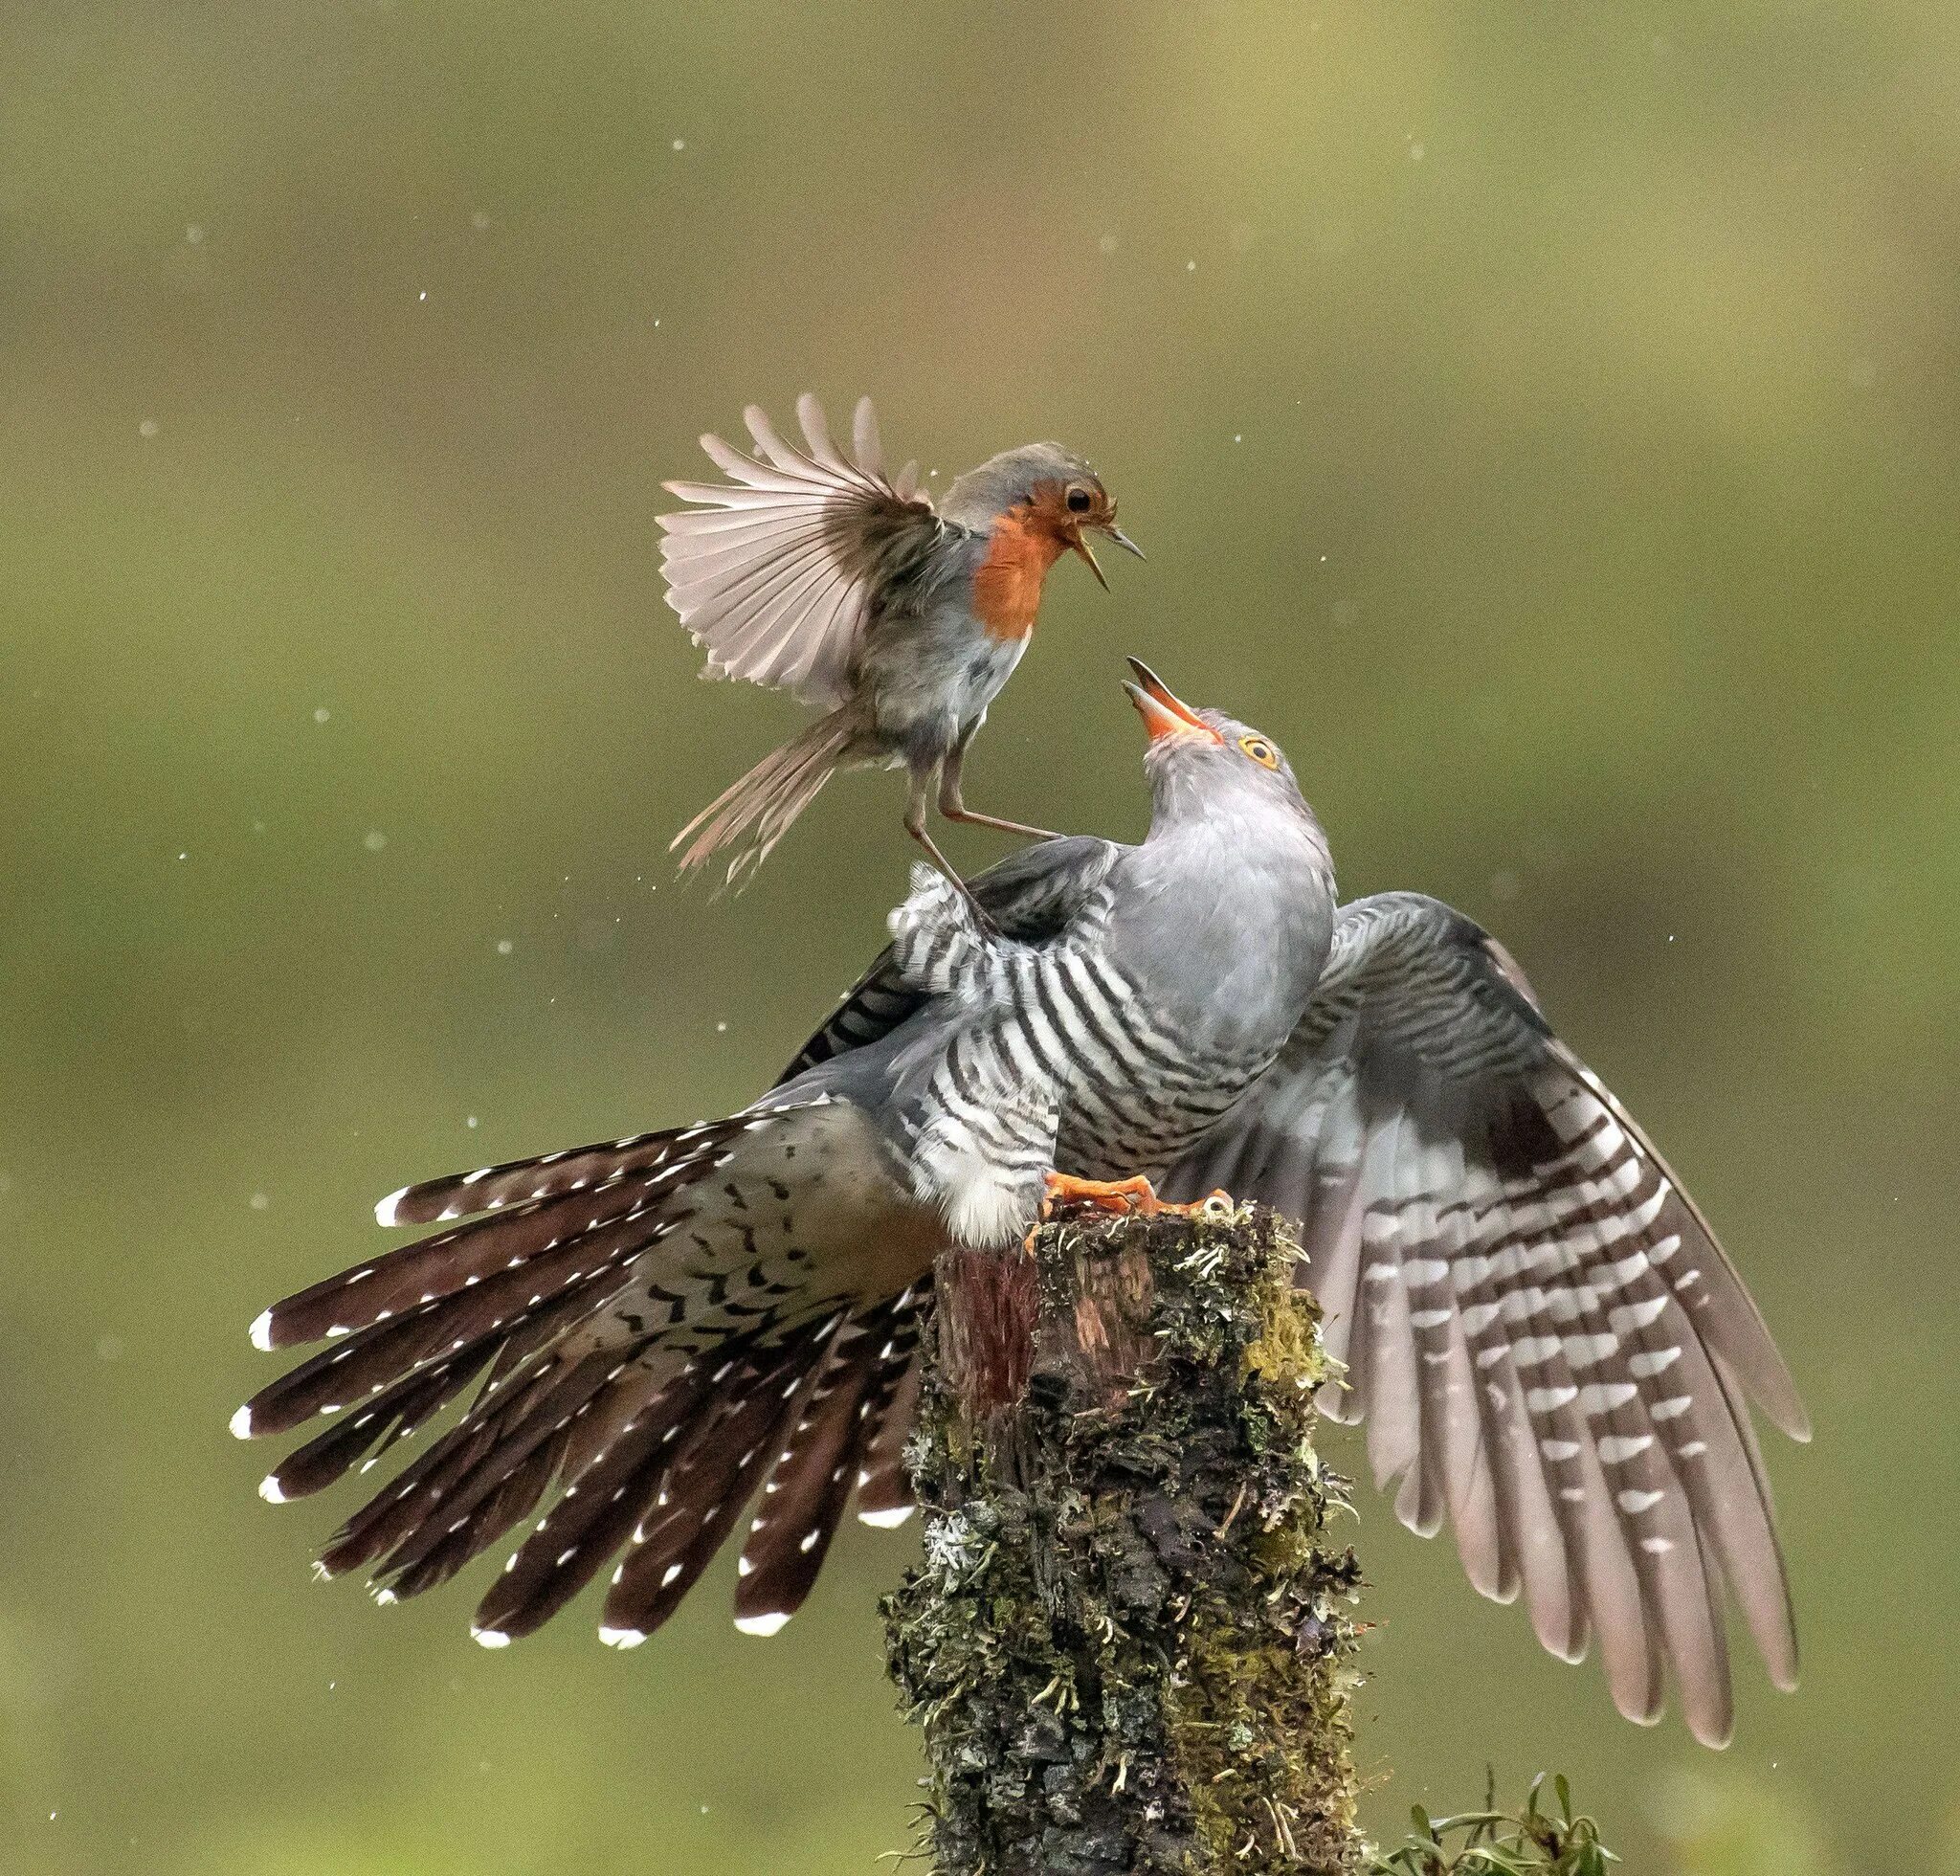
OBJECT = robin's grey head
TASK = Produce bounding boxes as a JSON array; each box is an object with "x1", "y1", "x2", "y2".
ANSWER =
[
  {"x1": 943, "y1": 443, "x2": 1143, "y2": 590},
  {"x1": 1122, "y1": 659, "x2": 1316, "y2": 833}
]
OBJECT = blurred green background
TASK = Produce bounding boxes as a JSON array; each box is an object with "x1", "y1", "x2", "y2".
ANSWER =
[{"x1": 3, "y1": 3, "x2": 1955, "y2": 1871}]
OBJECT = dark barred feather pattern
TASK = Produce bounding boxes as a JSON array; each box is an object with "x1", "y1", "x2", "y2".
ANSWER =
[
  {"x1": 886, "y1": 863, "x2": 1298, "y2": 1246},
  {"x1": 236, "y1": 1100, "x2": 934, "y2": 1649},
  {"x1": 734, "y1": 1285, "x2": 925, "y2": 1631},
  {"x1": 775, "y1": 838, "x2": 1122, "y2": 1087},
  {"x1": 250, "y1": 1120, "x2": 752, "y2": 1353},
  {"x1": 1162, "y1": 891, "x2": 1807, "y2": 1746}
]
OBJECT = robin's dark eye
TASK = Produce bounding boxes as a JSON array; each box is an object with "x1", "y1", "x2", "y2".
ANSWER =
[
  {"x1": 1238, "y1": 735, "x2": 1280, "y2": 770},
  {"x1": 1065, "y1": 485, "x2": 1094, "y2": 514}
]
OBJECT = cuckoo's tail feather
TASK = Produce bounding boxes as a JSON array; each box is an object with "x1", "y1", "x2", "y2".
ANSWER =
[
  {"x1": 730, "y1": 1284, "x2": 926, "y2": 1634},
  {"x1": 235, "y1": 1100, "x2": 933, "y2": 1645},
  {"x1": 669, "y1": 706, "x2": 859, "y2": 886},
  {"x1": 253, "y1": 1119, "x2": 753, "y2": 1351}
]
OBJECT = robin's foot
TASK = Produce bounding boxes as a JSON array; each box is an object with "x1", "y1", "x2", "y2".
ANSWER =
[
  {"x1": 941, "y1": 806, "x2": 1064, "y2": 843},
  {"x1": 902, "y1": 809, "x2": 1000, "y2": 934},
  {"x1": 1039, "y1": 1172, "x2": 1234, "y2": 1221},
  {"x1": 953, "y1": 878, "x2": 1001, "y2": 936}
]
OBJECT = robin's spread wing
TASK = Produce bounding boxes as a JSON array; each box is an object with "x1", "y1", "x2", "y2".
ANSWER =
[
  {"x1": 1159, "y1": 891, "x2": 1808, "y2": 1745},
  {"x1": 659, "y1": 393, "x2": 947, "y2": 711},
  {"x1": 775, "y1": 836, "x2": 1125, "y2": 1086}
]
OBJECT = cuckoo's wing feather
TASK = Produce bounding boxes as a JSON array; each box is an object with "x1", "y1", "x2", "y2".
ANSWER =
[
  {"x1": 659, "y1": 393, "x2": 944, "y2": 710},
  {"x1": 774, "y1": 836, "x2": 1125, "y2": 1086},
  {"x1": 1160, "y1": 891, "x2": 1806, "y2": 1744}
]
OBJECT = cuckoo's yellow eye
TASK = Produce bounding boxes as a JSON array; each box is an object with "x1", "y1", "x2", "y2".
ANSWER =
[{"x1": 1238, "y1": 735, "x2": 1279, "y2": 770}]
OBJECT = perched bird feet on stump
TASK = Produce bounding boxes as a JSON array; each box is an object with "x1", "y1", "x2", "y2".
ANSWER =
[{"x1": 1039, "y1": 1171, "x2": 1236, "y2": 1221}]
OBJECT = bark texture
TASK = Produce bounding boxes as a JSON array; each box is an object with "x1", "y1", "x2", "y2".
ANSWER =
[{"x1": 885, "y1": 1201, "x2": 1363, "y2": 1875}]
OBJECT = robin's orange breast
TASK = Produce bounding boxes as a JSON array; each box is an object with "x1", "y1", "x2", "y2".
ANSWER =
[{"x1": 970, "y1": 508, "x2": 1067, "y2": 642}]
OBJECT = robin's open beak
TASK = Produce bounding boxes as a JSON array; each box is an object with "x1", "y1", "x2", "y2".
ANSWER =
[
  {"x1": 1123, "y1": 658, "x2": 1222, "y2": 744},
  {"x1": 1072, "y1": 523, "x2": 1144, "y2": 592},
  {"x1": 1072, "y1": 533, "x2": 1110, "y2": 592}
]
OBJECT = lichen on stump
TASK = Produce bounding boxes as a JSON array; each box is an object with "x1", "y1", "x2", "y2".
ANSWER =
[{"x1": 884, "y1": 1201, "x2": 1363, "y2": 1875}]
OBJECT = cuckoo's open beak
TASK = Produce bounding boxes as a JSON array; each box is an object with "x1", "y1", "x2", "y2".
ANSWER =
[{"x1": 1123, "y1": 658, "x2": 1222, "y2": 744}]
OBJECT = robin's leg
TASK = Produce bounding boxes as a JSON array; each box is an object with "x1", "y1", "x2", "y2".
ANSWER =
[
  {"x1": 903, "y1": 770, "x2": 998, "y2": 929},
  {"x1": 936, "y1": 740, "x2": 1062, "y2": 844}
]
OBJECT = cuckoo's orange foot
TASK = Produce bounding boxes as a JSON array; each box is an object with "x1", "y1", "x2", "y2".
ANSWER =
[{"x1": 1039, "y1": 1172, "x2": 1234, "y2": 1221}]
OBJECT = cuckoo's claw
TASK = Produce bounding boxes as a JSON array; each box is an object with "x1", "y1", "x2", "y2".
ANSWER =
[{"x1": 1039, "y1": 1172, "x2": 1235, "y2": 1222}]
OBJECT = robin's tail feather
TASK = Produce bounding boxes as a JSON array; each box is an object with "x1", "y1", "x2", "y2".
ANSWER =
[
  {"x1": 234, "y1": 1109, "x2": 928, "y2": 1644},
  {"x1": 671, "y1": 706, "x2": 861, "y2": 885}
]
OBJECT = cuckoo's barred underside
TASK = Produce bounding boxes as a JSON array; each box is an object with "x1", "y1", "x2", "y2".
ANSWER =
[{"x1": 235, "y1": 667, "x2": 1804, "y2": 1744}]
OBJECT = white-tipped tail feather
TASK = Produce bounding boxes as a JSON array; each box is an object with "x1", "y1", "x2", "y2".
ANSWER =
[
  {"x1": 857, "y1": 1505, "x2": 915, "y2": 1530},
  {"x1": 373, "y1": 1185, "x2": 411, "y2": 1228},
  {"x1": 733, "y1": 1610, "x2": 791, "y2": 1638},
  {"x1": 248, "y1": 1309, "x2": 276, "y2": 1353},
  {"x1": 236, "y1": 1104, "x2": 932, "y2": 1660}
]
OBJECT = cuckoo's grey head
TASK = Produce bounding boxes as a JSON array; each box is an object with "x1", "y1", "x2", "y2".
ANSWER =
[
  {"x1": 942, "y1": 442, "x2": 1143, "y2": 588},
  {"x1": 1123, "y1": 659, "x2": 1317, "y2": 835}
]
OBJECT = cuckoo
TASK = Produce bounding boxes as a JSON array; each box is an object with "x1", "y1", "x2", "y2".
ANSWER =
[{"x1": 234, "y1": 661, "x2": 1803, "y2": 1745}]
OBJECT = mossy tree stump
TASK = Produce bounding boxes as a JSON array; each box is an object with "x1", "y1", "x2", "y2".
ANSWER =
[{"x1": 885, "y1": 1201, "x2": 1364, "y2": 1875}]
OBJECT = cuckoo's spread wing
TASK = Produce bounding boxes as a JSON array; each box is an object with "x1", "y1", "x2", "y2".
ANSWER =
[
  {"x1": 659, "y1": 392, "x2": 944, "y2": 710},
  {"x1": 1159, "y1": 891, "x2": 1808, "y2": 1746}
]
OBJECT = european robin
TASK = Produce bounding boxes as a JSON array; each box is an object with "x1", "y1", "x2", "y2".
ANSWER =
[{"x1": 658, "y1": 394, "x2": 1140, "y2": 890}]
